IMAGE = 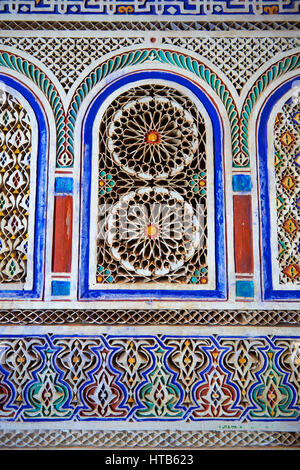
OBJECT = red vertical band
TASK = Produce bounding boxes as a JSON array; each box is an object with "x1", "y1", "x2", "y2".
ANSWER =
[
  {"x1": 233, "y1": 195, "x2": 254, "y2": 274},
  {"x1": 52, "y1": 195, "x2": 73, "y2": 273}
]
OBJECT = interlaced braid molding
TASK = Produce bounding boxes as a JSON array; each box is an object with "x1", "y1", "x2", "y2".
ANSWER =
[
  {"x1": 0, "y1": 309, "x2": 298, "y2": 325},
  {"x1": 0, "y1": 430, "x2": 299, "y2": 449}
]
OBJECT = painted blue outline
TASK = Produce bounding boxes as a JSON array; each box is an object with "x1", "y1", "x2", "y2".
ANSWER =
[
  {"x1": 80, "y1": 71, "x2": 226, "y2": 300},
  {"x1": 0, "y1": 75, "x2": 47, "y2": 299},
  {"x1": 258, "y1": 76, "x2": 300, "y2": 300}
]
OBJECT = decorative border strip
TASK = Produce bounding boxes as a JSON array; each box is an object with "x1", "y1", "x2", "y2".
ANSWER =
[
  {"x1": 0, "y1": 309, "x2": 299, "y2": 325},
  {"x1": 0, "y1": 430, "x2": 299, "y2": 448},
  {"x1": 0, "y1": 21, "x2": 299, "y2": 31},
  {"x1": 68, "y1": 48, "x2": 300, "y2": 168},
  {"x1": 0, "y1": 332, "x2": 298, "y2": 422}
]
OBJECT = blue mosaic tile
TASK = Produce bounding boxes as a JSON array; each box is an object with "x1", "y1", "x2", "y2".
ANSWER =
[{"x1": 232, "y1": 174, "x2": 252, "y2": 192}]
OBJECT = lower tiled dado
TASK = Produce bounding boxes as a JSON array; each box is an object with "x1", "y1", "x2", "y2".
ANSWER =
[{"x1": 0, "y1": 326, "x2": 299, "y2": 441}]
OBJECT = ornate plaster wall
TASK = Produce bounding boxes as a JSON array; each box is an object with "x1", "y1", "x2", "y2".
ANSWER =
[{"x1": 0, "y1": 0, "x2": 299, "y2": 449}]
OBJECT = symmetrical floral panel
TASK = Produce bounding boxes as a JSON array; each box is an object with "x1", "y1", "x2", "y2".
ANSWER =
[
  {"x1": 0, "y1": 329, "x2": 299, "y2": 423},
  {"x1": 0, "y1": 0, "x2": 299, "y2": 450}
]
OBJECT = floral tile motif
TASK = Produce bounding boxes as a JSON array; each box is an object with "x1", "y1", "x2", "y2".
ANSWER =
[
  {"x1": 0, "y1": 0, "x2": 299, "y2": 16},
  {"x1": 0, "y1": 331, "x2": 299, "y2": 424}
]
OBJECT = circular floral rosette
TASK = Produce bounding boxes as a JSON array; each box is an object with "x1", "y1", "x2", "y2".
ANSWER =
[
  {"x1": 105, "y1": 187, "x2": 202, "y2": 277},
  {"x1": 107, "y1": 95, "x2": 198, "y2": 180}
]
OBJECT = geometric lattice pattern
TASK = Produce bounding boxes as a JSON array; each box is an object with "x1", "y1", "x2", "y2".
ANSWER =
[
  {"x1": 0, "y1": 36, "x2": 144, "y2": 93},
  {"x1": 274, "y1": 96, "x2": 300, "y2": 284},
  {"x1": 0, "y1": 0, "x2": 299, "y2": 16},
  {"x1": 0, "y1": 309, "x2": 299, "y2": 325},
  {"x1": 1, "y1": 36, "x2": 298, "y2": 95},
  {"x1": 0, "y1": 89, "x2": 31, "y2": 284},
  {"x1": 0, "y1": 334, "x2": 299, "y2": 422},
  {"x1": 163, "y1": 36, "x2": 300, "y2": 94},
  {"x1": 96, "y1": 84, "x2": 208, "y2": 285}
]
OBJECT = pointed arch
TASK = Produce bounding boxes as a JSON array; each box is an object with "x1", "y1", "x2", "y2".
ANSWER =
[
  {"x1": 78, "y1": 70, "x2": 227, "y2": 300},
  {"x1": 0, "y1": 74, "x2": 49, "y2": 298},
  {"x1": 256, "y1": 75, "x2": 300, "y2": 300}
]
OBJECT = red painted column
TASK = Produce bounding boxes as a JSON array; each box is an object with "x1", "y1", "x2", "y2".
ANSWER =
[
  {"x1": 233, "y1": 195, "x2": 254, "y2": 274},
  {"x1": 52, "y1": 195, "x2": 73, "y2": 273}
]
